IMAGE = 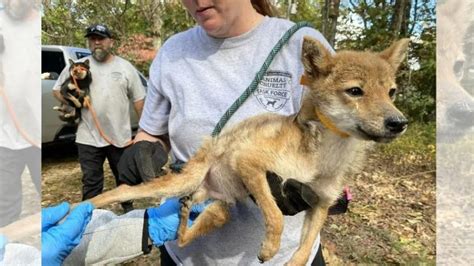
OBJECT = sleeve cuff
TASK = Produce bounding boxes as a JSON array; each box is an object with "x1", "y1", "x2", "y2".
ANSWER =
[{"x1": 142, "y1": 210, "x2": 152, "y2": 254}]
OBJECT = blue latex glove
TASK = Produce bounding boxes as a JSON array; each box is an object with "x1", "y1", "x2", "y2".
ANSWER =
[
  {"x1": 41, "y1": 202, "x2": 94, "y2": 266},
  {"x1": 147, "y1": 198, "x2": 210, "y2": 246},
  {"x1": 0, "y1": 234, "x2": 7, "y2": 263}
]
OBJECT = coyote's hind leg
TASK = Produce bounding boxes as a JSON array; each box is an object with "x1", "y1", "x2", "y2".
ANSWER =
[
  {"x1": 88, "y1": 155, "x2": 211, "y2": 208},
  {"x1": 88, "y1": 172, "x2": 187, "y2": 207},
  {"x1": 87, "y1": 183, "x2": 158, "y2": 208},
  {"x1": 177, "y1": 198, "x2": 230, "y2": 247}
]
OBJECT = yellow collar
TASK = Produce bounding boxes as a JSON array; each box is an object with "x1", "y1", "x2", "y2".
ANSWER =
[
  {"x1": 314, "y1": 108, "x2": 350, "y2": 138},
  {"x1": 301, "y1": 75, "x2": 350, "y2": 138},
  {"x1": 300, "y1": 75, "x2": 311, "y2": 86}
]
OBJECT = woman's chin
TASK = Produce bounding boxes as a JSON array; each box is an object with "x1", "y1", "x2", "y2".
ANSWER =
[{"x1": 199, "y1": 18, "x2": 227, "y2": 37}]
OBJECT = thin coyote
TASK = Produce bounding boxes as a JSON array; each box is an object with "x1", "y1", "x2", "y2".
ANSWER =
[{"x1": 88, "y1": 36, "x2": 410, "y2": 266}]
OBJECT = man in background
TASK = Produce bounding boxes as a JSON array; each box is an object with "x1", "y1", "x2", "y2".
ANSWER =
[{"x1": 53, "y1": 23, "x2": 145, "y2": 213}]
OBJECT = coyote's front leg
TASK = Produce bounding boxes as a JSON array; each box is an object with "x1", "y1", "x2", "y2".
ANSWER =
[
  {"x1": 285, "y1": 205, "x2": 329, "y2": 266},
  {"x1": 238, "y1": 159, "x2": 284, "y2": 263}
]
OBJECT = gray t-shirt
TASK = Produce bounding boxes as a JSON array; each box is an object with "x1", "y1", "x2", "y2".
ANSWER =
[
  {"x1": 54, "y1": 55, "x2": 145, "y2": 148},
  {"x1": 140, "y1": 16, "x2": 333, "y2": 265}
]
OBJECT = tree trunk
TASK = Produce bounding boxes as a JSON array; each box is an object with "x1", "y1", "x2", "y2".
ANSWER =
[
  {"x1": 327, "y1": 0, "x2": 341, "y2": 47},
  {"x1": 401, "y1": 0, "x2": 412, "y2": 36},
  {"x1": 391, "y1": 0, "x2": 411, "y2": 37},
  {"x1": 322, "y1": 0, "x2": 341, "y2": 47},
  {"x1": 322, "y1": 0, "x2": 329, "y2": 39}
]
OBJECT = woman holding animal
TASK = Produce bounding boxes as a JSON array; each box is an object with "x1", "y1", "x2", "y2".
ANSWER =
[{"x1": 62, "y1": 0, "x2": 340, "y2": 265}]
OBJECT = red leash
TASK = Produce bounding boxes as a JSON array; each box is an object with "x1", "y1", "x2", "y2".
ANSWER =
[
  {"x1": 83, "y1": 96, "x2": 133, "y2": 148},
  {"x1": 72, "y1": 75, "x2": 133, "y2": 148},
  {"x1": 0, "y1": 85, "x2": 40, "y2": 148}
]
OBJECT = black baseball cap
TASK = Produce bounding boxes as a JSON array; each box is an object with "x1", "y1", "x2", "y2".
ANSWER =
[{"x1": 84, "y1": 24, "x2": 113, "y2": 38}]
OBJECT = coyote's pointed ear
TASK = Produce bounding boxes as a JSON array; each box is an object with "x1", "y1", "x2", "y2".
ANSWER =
[
  {"x1": 302, "y1": 37, "x2": 332, "y2": 79},
  {"x1": 379, "y1": 38, "x2": 410, "y2": 70},
  {"x1": 84, "y1": 59, "x2": 90, "y2": 66},
  {"x1": 68, "y1": 58, "x2": 75, "y2": 65}
]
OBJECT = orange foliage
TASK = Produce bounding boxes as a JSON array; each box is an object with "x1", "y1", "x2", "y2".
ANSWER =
[{"x1": 117, "y1": 34, "x2": 157, "y2": 73}]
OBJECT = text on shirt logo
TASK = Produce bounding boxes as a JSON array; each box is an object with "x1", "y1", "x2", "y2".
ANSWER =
[{"x1": 254, "y1": 71, "x2": 292, "y2": 112}]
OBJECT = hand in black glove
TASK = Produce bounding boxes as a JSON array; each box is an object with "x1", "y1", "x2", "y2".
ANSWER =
[
  {"x1": 117, "y1": 141, "x2": 168, "y2": 185},
  {"x1": 266, "y1": 172, "x2": 350, "y2": 216},
  {"x1": 266, "y1": 172, "x2": 319, "y2": 216}
]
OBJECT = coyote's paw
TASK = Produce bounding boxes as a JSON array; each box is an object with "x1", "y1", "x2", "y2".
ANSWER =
[
  {"x1": 179, "y1": 196, "x2": 191, "y2": 204},
  {"x1": 179, "y1": 196, "x2": 192, "y2": 209},
  {"x1": 257, "y1": 241, "x2": 279, "y2": 263}
]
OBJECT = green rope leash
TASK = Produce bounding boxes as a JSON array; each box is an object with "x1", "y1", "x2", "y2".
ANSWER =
[
  {"x1": 211, "y1": 21, "x2": 312, "y2": 137},
  {"x1": 171, "y1": 22, "x2": 312, "y2": 172}
]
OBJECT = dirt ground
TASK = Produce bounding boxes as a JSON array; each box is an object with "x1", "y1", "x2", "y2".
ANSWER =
[{"x1": 42, "y1": 142, "x2": 435, "y2": 265}]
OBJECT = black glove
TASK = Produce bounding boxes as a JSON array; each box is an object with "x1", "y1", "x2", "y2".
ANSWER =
[
  {"x1": 117, "y1": 141, "x2": 168, "y2": 185},
  {"x1": 266, "y1": 172, "x2": 319, "y2": 216},
  {"x1": 266, "y1": 172, "x2": 351, "y2": 216}
]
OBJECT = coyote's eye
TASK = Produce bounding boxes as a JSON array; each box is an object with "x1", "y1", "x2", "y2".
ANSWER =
[
  {"x1": 345, "y1": 87, "x2": 364, "y2": 97},
  {"x1": 389, "y1": 88, "x2": 397, "y2": 98}
]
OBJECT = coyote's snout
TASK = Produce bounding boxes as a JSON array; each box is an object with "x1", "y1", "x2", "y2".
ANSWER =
[{"x1": 87, "y1": 37, "x2": 409, "y2": 266}]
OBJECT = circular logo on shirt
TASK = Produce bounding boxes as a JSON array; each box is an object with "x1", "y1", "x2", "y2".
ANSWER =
[
  {"x1": 254, "y1": 71, "x2": 292, "y2": 112},
  {"x1": 111, "y1": 72, "x2": 123, "y2": 81}
]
